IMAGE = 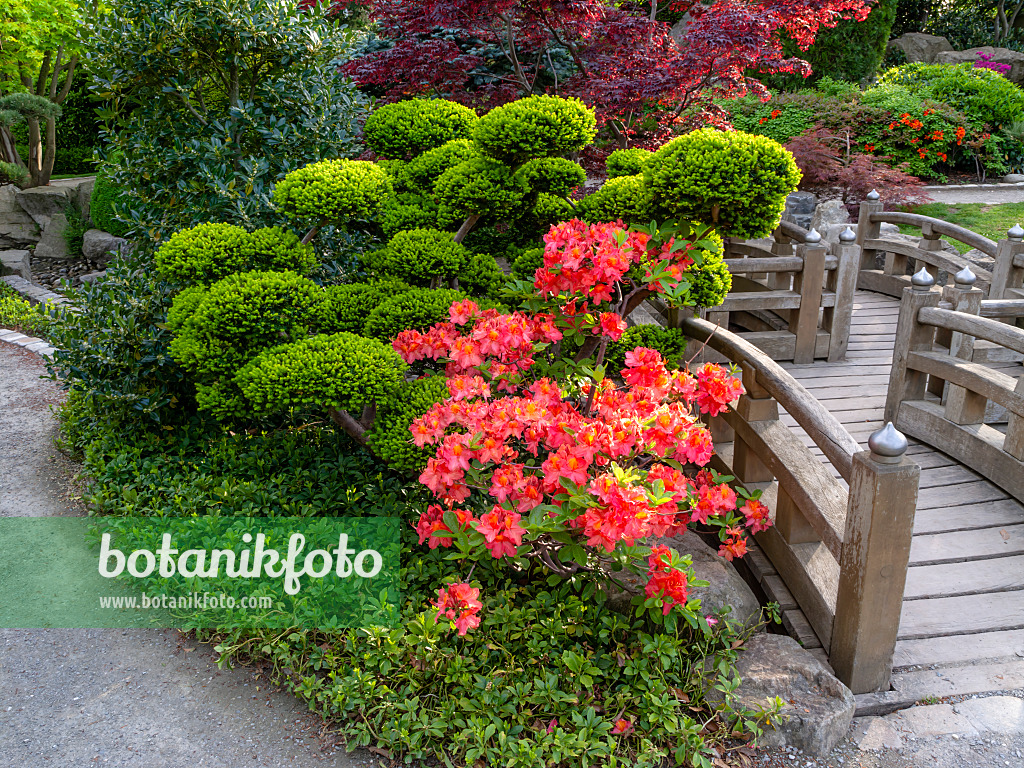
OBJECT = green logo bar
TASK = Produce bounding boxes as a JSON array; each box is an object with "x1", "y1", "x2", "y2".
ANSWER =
[{"x1": 0, "y1": 517, "x2": 400, "y2": 629}]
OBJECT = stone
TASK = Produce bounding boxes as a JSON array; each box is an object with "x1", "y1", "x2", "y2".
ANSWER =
[
  {"x1": 810, "y1": 200, "x2": 850, "y2": 233},
  {"x1": 0, "y1": 185, "x2": 39, "y2": 248},
  {"x1": 74, "y1": 177, "x2": 95, "y2": 224},
  {"x1": 850, "y1": 716, "x2": 904, "y2": 750},
  {"x1": 784, "y1": 191, "x2": 818, "y2": 230},
  {"x1": 934, "y1": 47, "x2": 1024, "y2": 84},
  {"x1": 708, "y1": 634, "x2": 855, "y2": 755},
  {"x1": 1003, "y1": 174, "x2": 1024, "y2": 184},
  {"x1": 82, "y1": 228, "x2": 129, "y2": 262},
  {"x1": 15, "y1": 185, "x2": 75, "y2": 230},
  {"x1": 604, "y1": 530, "x2": 762, "y2": 630},
  {"x1": 955, "y1": 696, "x2": 1024, "y2": 735},
  {"x1": 0, "y1": 249, "x2": 32, "y2": 280},
  {"x1": 962, "y1": 247, "x2": 995, "y2": 273},
  {"x1": 879, "y1": 222, "x2": 900, "y2": 236},
  {"x1": 33, "y1": 212, "x2": 71, "y2": 260},
  {"x1": 78, "y1": 270, "x2": 107, "y2": 285},
  {"x1": 886, "y1": 33, "x2": 953, "y2": 64},
  {"x1": 822, "y1": 223, "x2": 853, "y2": 245},
  {"x1": 893, "y1": 703, "x2": 978, "y2": 738}
]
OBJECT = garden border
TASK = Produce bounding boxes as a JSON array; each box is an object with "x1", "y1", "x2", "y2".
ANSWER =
[{"x1": 0, "y1": 275, "x2": 62, "y2": 357}]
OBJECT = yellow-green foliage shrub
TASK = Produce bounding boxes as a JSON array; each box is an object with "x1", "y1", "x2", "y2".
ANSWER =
[
  {"x1": 274, "y1": 159, "x2": 394, "y2": 222},
  {"x1": 364, "y1": 99, "x2": 478, "y2": 159},
  {"x1": 645, "y1": 129, "x2": 801, "y2": 238},
  {"x1": 363, "y1": 287, "x2": 466, "y2": 341},
  {"x1": 512, "y1": 157, "x2": 586, "y2": 197},
  {"x1": 577, "y1": 174, "x2": 653, "y2": 224},
  {"x1": 402, "y1": 139, "x2": 476, "y2": 194},
  {"x1": 366, "y1": 229, "x2": 470, "y2": 284},
  {"x1": 606, "y1": 148, "x2": 653, "y2": 178},
  {"x1": 154, "y1": 223, "x2": 315, "y2": 286},
  {"x1": 434, "y1": 157, "x2": 527, "y2": 229},
  {"x1": 367, "y1": 375, "x2": 450, "y2": 472},
  {"x1": 313, "y1": 279, "x2": 413, "y2": 335},
  {"x1": 473, "y1": 95, "x2": 597, "y2": 164}
]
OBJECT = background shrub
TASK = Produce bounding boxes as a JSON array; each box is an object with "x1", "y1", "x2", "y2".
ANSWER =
[
  {"x1": 363, "y1": 99, "x2": 478, "y2": 159},
  {"x1": 89, "y1": 168, "x2": 131, "y2": 237},
  {"x1": 605, "y1": 325, "x2": 688, "y2": 374},
  {"x1": 606, "y1": 148, "x2": 653, "y2": 178},
  {"x1": 0, "y1": 161, "x2": 29, "y2": 187}
]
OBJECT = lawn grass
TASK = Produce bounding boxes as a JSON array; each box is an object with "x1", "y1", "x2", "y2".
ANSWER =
[{"x1": 898, "y1": 202, "x2": 1024, "y2": 253}]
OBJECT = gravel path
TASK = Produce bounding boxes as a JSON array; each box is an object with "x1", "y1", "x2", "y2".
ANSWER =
[
  {"x1": 923, "y1": 185, "x2": 1024, "y2": 206},
  {"x1": 0, "y1": 341, "x2": 372, "y2": 768}
]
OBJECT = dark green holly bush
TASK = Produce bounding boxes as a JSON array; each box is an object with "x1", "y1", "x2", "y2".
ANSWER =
[
  {"x1": 237, "y1": 332, "x2": 406, "y2": 416},
  {"x1": 645, "y1": 129, "x2": 802, "y2": 239},
  {"x1": 473, "y1": 95, "x2": 597, "y2": 165},
  {"x1": 606, "y1": 148, "x2": 654, "y2": 178},
  {"x1": 273, "y1": 159, "x2": 394, "y2": 223},
  {"x1": 578, "y1": 174, "x2": 654, "y2": 225},
  {"x1": 155, "y1": 223, "x2": 316, "y2": 286},
  {"x1": 366, "y1": 228, "x2": 470, "y2": 284},
  {"x1": 364, "y1": 98, "x2": 479, "y2": 159},
  {"x1": 605, "y1": 325, "x2": 688, "y2": 374}
]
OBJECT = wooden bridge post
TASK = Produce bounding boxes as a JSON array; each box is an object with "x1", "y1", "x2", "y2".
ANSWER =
[
  {"x1": 825, "y1": 228, "x2": 859, "y2": 362},
  {"x1": 884, "y1": 270, "x2": 941, "y2": 423},
  {"x1": 791, "y1": 238, "x2": 827, "y2": 364},
  {"x1": 989, "y1": 224, "x2": 1024, "y2": 303},
  {"x1": 732, "y1": 362, "x2": 776, "y2": 485},
  {"x1": 769, "y1": 227, "x2": 794, "y2": 293},
  {"x1": 831, "y1": 424, "x2": 920, "y2": 694},
  {"x1": 944, "y1": 270, "x2": 987, "y2": 424},
  {"x1": 856, "y1": 192, "x2": 884, "y2": 273}
]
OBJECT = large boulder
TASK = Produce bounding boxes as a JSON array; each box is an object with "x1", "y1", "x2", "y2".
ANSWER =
[
  {"x1": 0, "y1": 249, "x2": 32, "y2": 280},
  {"x1": 82, "y1": 228, "x2": 129, "y2": 263},
  {"x1": 887, "y1": 33, "x2": 953, "y2": 64},
  {"x1": 708, "y1": 633, "x2": 855, "y2": 755},
  {"x1": 33, "y1": 213, "x2": 71, "y2": 260},
  {"x1": 810, "y1": 200, "x2": 850, "y2": 233},
  {"x1": 783, "y1": 192, "x2": 818, "y2": 231},
  {"x1": 934, "y1": 47, "x2": 1024, "y2": 84},
  {"x1": 604, "y1": 530, "x2": 762, "y2": 630},
  {"x1": 0, "y1": 186, "x2": 39, "y2": 248},
  {"x1": 15, "y1": 185, "x2": 76, "y2": 230}
]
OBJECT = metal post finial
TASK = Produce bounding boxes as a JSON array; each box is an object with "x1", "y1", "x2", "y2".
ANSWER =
[
  {"x1": 839, "y1": 226, "x2": 856, "y2": 243},
  {"x1": 868, "y1": 422, "x2": 908, "y2": 464},
  {"x1": 805, "y1": 227, "x2": 822, "y2": 244},
  {"x1": 866, "y1": 189, "x2": 881, "y2": 202},
  {"x1": 954, "y1": 264, "x2": 977, "y2": 287},
  {"x1": 911, "y1": 265, "x2": 935, "y2": 290},
  {"x1": 1009, "y1": 223, "x2": 1024, "y2": 242}
]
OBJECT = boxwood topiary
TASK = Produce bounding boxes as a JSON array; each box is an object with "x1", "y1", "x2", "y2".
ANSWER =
[
  {"x1": 511, "y1": 247, "x2": 545, "y2": 280},
  {"x1": 380, "y1": 198, "x2": 438, "y2": 238},
  {"x1": 605, "y1": 325, "x2": 688, "y2": 374},
  {"x1": 473, "y1": 95, "x2": 597, "y2": 165},
  {"x1": 644, "y1": 129, "x2": 801, "y2": 239},
  {"x1": 274, "y1": 159, "x2": 394, "y2": 223},
  {"x1": 403, "y1": 139, "x2": 476, "y2": 194},
  {"x1": 606, "y1": 148, "x2": 654, "y2": 178},
  {"x1": 155, "y1": 223, "x2": 316, "y2": 286},
  {"x1": 363, "y1": 99, "x2": 478, "y2": 159},
  {"x1": 367, "y1": 374, "x2": 450, "y2": 472},
  {"x1": 434, "y1": 157, "x2": 527, "y2": 230},
  {"x1": 366, "y1": 228, "x2": 470, "y2": 284},
  {"x1": 458, "y1": 251, "x2": 505, "y2": 297},
  {"x1": 314, "y1": 278, "x2": 414, "y2": 334},
  {"x1": 362, "y1": 287, "x2": 465, "y2": 341},
  {"x1": 90, "y1": 169, "x2": 131, "y2": 238},
  {"x1": 236, "y1": 332, "x2": 406, "y2": 417},
  {"x1": 577, "y1": 174, "x2": 653, "y2": 225},
  {"x1": 512, "y1": 157, "x2": 586, "y2": 197}
]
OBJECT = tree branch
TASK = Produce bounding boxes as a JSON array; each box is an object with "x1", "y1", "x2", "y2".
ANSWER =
[
  {"x1": 453, "y1": 213, "x2": 481, "y2": 244},
  {"x1": 329, "y1": 407, "x2": 372, "y2": 448}
]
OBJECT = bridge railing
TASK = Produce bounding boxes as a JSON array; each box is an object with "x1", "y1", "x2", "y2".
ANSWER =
[
  {"x1": 650, "y1": 223, "x2": 860, "y2": 364},
  {"x1": 682, "y1": 316, "x2": 921, "y2": 694},
  {"x1": 885, "y1": 272, "x2": 1024, "y2": 503},
  {"x1": 855, "y1": 195, "x2": 1024, "y2": 299}
]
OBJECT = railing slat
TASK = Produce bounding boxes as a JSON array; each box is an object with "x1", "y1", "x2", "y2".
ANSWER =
[
  {"x1": 870, "y1": 212, "x2": 998, "y2": 256},
  {"x1": 906, "y1": 350, "x2": 1024, "y2": 417},
  {"x1": 918, "y1": 306, "x2": 1024, "y2": 355}
]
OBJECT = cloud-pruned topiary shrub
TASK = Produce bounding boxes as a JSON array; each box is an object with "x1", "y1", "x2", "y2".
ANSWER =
[
  {"x1": 434, "y1": 156, "x2": 527, "y2": 230},
  {"x1": 605, "y1": 324, "x2": 688, "y2": 373},
  {"x1": 236, "y1": 332, "x2": 406, "y2": 417},
  {"x1": 367, "y1": 374, "x2": 450, "y2": 472},
  {"x1": 473, "y1": 95, "x2": 597, "y2": 165},
  {"x1": 606, "y1": 148, "x2": 654, "y2": 179},
  {"x1": 402, "y1": 139, "x2": 476, "y2": 194},
  {"x1": 577, "y1": 174, "x2": 653, "y2": 225},
  {"x1": 155, "y1": 223, "x2": 316, "y2": 286},
  {"x1": 366, "y1": 228, "x2": 470, "y2": 285},
  {"x1": 644, "y1": 129, "x2": 802, "y2": 239},
  {"x1": 313, "y1": 279, "x2": 414, "y2": 335},
  {"x1": 363, "y1": 287, "x2": 466, "y2": 342},
  {"x1": 380, "y1": 198, "x2": 438, "y2": 238},
  {"x1": 512, "y1": 157, "x2": 586, "y2": 197},
  {"x1": 274, "y1": 159, "x2": 394, "y2": 223},
  {"x1": 364, "y1": 99, "x2": 478, "y2": 159}
]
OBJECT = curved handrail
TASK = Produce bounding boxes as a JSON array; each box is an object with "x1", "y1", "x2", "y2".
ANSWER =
[
  {"x1": 917, "y1": 306, "x2": 1024, "y2": 355},
  {"x1": 680, "y1": 315, "x2": 861, "y2": 479},
  {"x1": 870, "y1": 212, "x2": 998, "y2": 256},
  {"x1": 778, "y1": 219, "x2": 811, "y2": 242}
]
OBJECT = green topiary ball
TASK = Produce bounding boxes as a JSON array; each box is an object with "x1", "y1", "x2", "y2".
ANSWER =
[
  {"x1": 473, "y1": 95, "x2": 597, "y2": 165},
  {"x1": 368, "y1": 374, "x2": 450, "y2": 473},
  {"x1": 512, "y1": 157, "x2": 586, "y2": 197},
  {"x1": 511, "y1": 247, "x2": 545, "y2": 281},
  {"x1": 577, "y1": 174, "x2": 653, "y2": 225},
  {"x1": 605, "y1": 325, "x2": 688, "y2": 373},
  {"x1": 380, "y1": 198, "x2": 438, "y2": 238},
  {"x1": 236, "y1": 332, "x2": 406, "y2": 417},
  {"x1": 367, "y1": 228, "x2": 471, "y2": 284},
  {"x1": 434, "y1": 157, "x2": 527, "y2": 230},
  {"x1": 403, "y1": 139, "x2": 477, "y2": 194},
  {"x1": 274, "y1": 159, "x2": 394, "y2": 223},
  {"x1": 364, "y1": 99, "x2": 479, "y2": 159},
  {"x1": 314, "y1": 279, "x2": 414, "y2": 334},
  {"x1": 644, "y1": 128, "x2": 801, "y2": 239},
  {"x1": 458, "y1": 251, "x2": 505, "y2": 297},
  {"x1": 90, "y1": 169, "x2": 131, "y2": 238},
  {"x1": 606, "y1": 148, "x2": 654, "y2": 178},
  {"x1": 687, "y1": 249, "x2": 732, "y2": 309},
  {"x1": 363, "y1": 287, "x2": 465, "y2": 341},
  {"x1": 155, "y1": 223, "x2": 316, "y2": 287}
]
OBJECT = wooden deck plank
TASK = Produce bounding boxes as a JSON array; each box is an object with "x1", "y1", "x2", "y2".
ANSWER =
[
  {"x1": 913, "y1": 498, "x2": 1024, "y2": 534},
  {"x1": 893, "y1": 629, "x2": 1024, "y2": 669},
  {"x1": 904, "y1": 555, "x2": 1024, "y2": 599},
  {"x1": 899, "y1": 590, "x2": 1024, "y2": 639},
  {"x1": 909, "y1": 524, "x2": 1024, "y2": 565}
]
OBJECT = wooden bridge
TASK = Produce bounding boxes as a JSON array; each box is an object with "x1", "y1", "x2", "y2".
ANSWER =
[{"x1": 660, "y1": 196, "x2": 1024, "y2": 711}]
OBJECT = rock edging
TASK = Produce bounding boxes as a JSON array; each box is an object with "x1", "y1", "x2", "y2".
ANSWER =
[{"x1": 0, "y1": 275, "x2": 64, "y2": 357}]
